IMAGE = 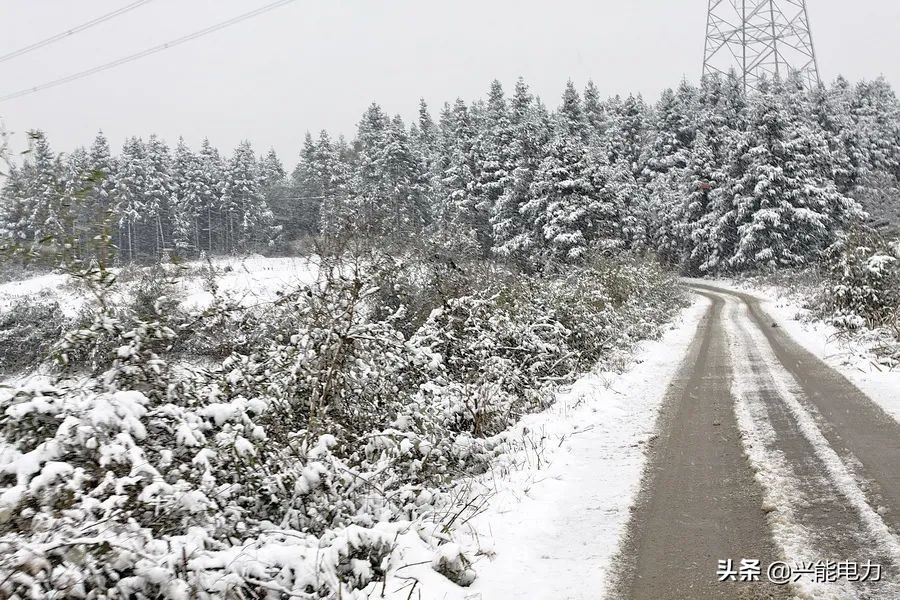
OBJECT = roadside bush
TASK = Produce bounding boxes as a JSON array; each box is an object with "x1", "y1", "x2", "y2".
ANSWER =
[
  {"x1": 0, "y1": 250, "x2": 687, "y2": 598},
  {"x1": 818, "y1": 228, "x2": 900, "y2": 331}
]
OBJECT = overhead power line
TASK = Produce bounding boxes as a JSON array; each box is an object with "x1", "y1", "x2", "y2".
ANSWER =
[
  {"x1": 0, "y1": 0, "x2": 154, "y2": 64},
  {"x1": 0, "y1": 0, "x2": 297, "y2": 103}
]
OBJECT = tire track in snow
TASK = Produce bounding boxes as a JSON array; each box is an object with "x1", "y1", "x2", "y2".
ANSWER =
[
  {"x1": 610, "y1": 291, "x2": 787, "y2": 600},
  {"x1": 722, "y1": 292, "x2": 900, "y2": 599}
]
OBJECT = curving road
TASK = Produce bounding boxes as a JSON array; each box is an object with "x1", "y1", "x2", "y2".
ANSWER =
[{"x1": 610, "y1": 283, "x2": 900, "y2": 600}]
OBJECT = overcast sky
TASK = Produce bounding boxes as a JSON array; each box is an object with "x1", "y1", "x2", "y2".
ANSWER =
[{"x1": 1, "y1": 0, "x2": 898, "y2": 165}]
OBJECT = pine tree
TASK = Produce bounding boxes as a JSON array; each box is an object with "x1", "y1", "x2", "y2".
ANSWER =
[
  {"x1": 436, "y1": 99, "x2": 482, "y2": 254},
  {"x1": 680, "y1": 132, "x2": 724, "y2": 274},
  {"x1": 314, "y1": 131, "x2": 352, "y2": 237},
  {"x1": 285, "y1": 133, "x2": 321, "y2": 238},
  {"x1": 387, "y1": 115, "x2": 429, "y2": 239},
  {"x1": 728, "y1": 79, "x2": 862, "y2": 270},
  {"x1": 197, "y1": 139, "x2": 225, "y2": 253},
  {"x1": 58, "y1": 147, "x2": 92, "y2": 260},
  {"x1": 223, "y1": 140, "x2": 278, "y2": 252},
  {"x1": 491, "y1": 78, "x2": 545, "y2": 261},
  {"x1": 115, "y1": 136, "x2": 147, "y2": 261},
  {"x1": 412, "y1": 100, "x2": 442, "y2": 227},
  {"x1": 0, "y1": 162, "x2": 32, "y2": 249},
  {"x1": 583, "y1": 80, "x2": 607, "y2": 142},
  {"x1": 86, "y1": 131, "x2": 118, "y2": 264},
  {"x1": 849, "y1": 78, "x2": 900, "y2": 229},
  {"x1": 143, "y1": 135, "x2": 173, "y2": 258},
  {"x1": 24, "y1": 131, "x2": 65, "y2": 257},
  {"x1": 603, "y1": 94, "x2": 652, "y2": 250},
  {"x1": 472, "y1": 80, "x2": 513, "y2": 253},
  {"x1": 349, "y1": 103, "x2": 390, "y2": 236},
  {"x1": 524, "y1": 82, "x2": 618, "y2": 262},
  {"x1": 257, "y1": 149, "x2": 287, "y2": 246},
  {"x1": 644, "y1": 81, "x2": 698, "y2": 176},
  {"x1": 171, "y1": 138, "x2": 202, "y2": 253}
]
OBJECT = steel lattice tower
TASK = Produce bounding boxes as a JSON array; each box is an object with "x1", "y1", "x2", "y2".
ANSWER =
[{"x1": 703, "y1": 0, "x2": 821, "y2": 91}]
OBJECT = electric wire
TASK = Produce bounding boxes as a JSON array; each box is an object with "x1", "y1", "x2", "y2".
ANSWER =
[
  {"x1": 0, "y1": 0, "x2": 296, "y2": 103},
  {"x1": 0, "y1": 0, "x2": 154, "y2": 64}
]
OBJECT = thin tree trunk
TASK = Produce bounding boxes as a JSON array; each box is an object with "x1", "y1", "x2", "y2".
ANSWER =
[{"x1": 207, "y1": 206, "x2": 213, "y2": 253}]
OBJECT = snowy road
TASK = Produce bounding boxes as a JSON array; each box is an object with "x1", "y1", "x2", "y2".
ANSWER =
[{"x1": 612, "y1": 283, "x2": 900, "y2": 600}]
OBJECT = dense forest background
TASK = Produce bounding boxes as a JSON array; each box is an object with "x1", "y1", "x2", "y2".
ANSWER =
[{"x1": 1, "y1": 71, "x2": 898, "y2": 273}]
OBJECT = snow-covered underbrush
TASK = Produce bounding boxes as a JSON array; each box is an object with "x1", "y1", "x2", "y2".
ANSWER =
[
  {"x1": 0, "y1": 252, "x2": 685, "y2": 598},
  {"x1": 817, "y1": 228, "x2": 900, "y2": 333},
  {"x1": 730, "y1": 229, "x2": 900, "y2": 367}
]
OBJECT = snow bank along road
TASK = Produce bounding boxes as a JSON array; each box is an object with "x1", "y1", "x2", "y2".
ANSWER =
[{"x1": 611, "y1": 283, "x2": 900, "y2": 600}]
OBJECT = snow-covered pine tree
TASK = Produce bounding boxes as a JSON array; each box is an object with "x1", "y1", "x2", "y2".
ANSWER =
[
  {"x1": 349, "y1": 103, "x2": 390, "y2": 236},
  {"x1": 524, "y1": 81, "x2": 617, "y2": 263},
  {"x1": 491, "y1": 78, "x2": 547, "y2": 263},
  {"x1": 223, "y1": 140, "x2": 278, "y2": 252},
  {"x1": 144, "y1": 135, "x2": 173, "y2": 259},
  {"x1": 412, "y1": 100, "x2": 443, "y2": 229},
  {"x1": 647, "y1": 168, "x2": 683, "y2": 265},
  {"x1": 284, "y1": 132, "x2": 322, "y2": 239},
  {"x1": 471, "y1": 80, "x2": 513, "y2": 254},
  {"x1": 809, "y1": 78, "x2": 861, "y2": 196},
  {"x1": 603, "y1": 94, "x2": 652, "y2": 250},
  {"x1": 115, "y1": 136, "x2": 148, "y2": 261},
  {"x1": 379, "y1": 115, "x2": 428, "y2": 242},
  {"x1": 197, "y1": 139, "x2": 225, "y2": 253},
  {"x1": 260, "y1": 148, "x2": 286, "y2": 187},
  {"x1": 728, "y1": 78, "x2": 862, "y2": 270},
  {"x1": 258, "y1": 148, "x2": 287, "y2": 247},
  {"x1": 59, "y1": 146, "x2": 92, "y2": 260},
  {"x1": 0, "y1": 162, "x2": 32, "y2": 250},
  {"x1": 849, "y1": 78, "x2": 900, "y2": 230},
  {"x1": 644, "y1": 81, "x2": 699, "y2": 176},
  {"x1": 644, "y1": 82, "x2": 701, "y2": 264},
  {"x1": 23, "y1": 131, "x2": 66, "y2": 259},
  {"x1": 583, "y1": 80, "x2": 607, "y2": 142},
  {"x1": 315, "y1": 131, "x2": 352, "y2": 238},
  {"x1": 679, "y1": 132, "x2": 725, "y2": 274},
  {"x1": 436, "y1": 99, "x2": 482, "y2": 255},
  {"x1": 171, "y1": 138, "x2": 202, "y2": 253},
  {"x1": 85, "y1": 131, "x2": 118, "y2": 264}
]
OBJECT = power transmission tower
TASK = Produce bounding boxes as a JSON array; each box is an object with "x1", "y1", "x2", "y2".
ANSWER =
[{"x1": 703, "y1": 0, "x2": 821, "y2": 91}]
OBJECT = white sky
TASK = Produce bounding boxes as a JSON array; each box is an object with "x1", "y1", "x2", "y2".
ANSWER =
[{"x1": 1, "y1": 0, "x2": 898, "y2": 165}]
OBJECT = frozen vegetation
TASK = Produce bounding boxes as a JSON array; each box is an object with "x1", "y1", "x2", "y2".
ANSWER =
[
  {"x1": 0, "y1": 250, "x2": 687, "y2": 598},
  {"x1": 0, "y1": 70, "x2": 898, "y2": 598}
]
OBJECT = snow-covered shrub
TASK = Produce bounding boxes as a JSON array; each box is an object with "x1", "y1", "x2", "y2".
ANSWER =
[
  {"x1": 0, "y1": 250, "x2": 686, "y2": 597},
  {"x1": 819, "y1": 228, "x2": 900, "y2": 330},
  {"x1": 127, "y1": 263, "x2": 185, "y2": 322},
  {"x1": 0, "y1": 299, "x2": 67, "y2": 373},
  {"x1": 431, "y1": 542, "x2": 476, "y2": 586}
]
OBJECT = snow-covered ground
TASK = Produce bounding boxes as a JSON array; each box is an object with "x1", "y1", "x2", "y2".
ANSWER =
[
  {"x1": 376, "y1": 295, "x2": 710, "y2": 599},
  {"x1": 179, "y1": 255, "x2": 319, "y2": 309},
  {"x1": 0, "y1": 272, "x2": 72, "y2": 313},
  {"x1": 695, "y1": 278, "x2": 900, "y2": 426},
  {"x1": 0, "y1": 255, "x2": 320, "y2": 318}
]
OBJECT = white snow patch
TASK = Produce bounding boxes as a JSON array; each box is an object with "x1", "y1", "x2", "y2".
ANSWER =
[
  {"x1": 0, "y1": 255, "x2": 320, "y2": 318},
  {"x1": 180, "y1": 255, "x2": 319, "y2": 310}
]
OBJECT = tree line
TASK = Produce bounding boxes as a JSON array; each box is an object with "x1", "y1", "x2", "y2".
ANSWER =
[{"x1": 1, "y1": 72, "x2": 898, "y2": 273}]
